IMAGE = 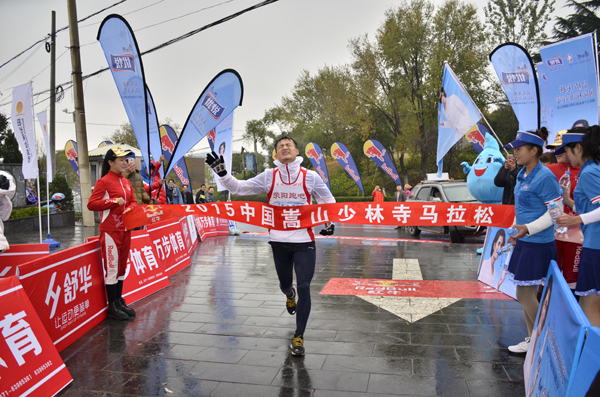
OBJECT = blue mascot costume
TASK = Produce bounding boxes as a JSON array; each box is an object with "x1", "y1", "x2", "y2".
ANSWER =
[{"x1": 460, "y1": 134, "x2": 505, "y2": 204}]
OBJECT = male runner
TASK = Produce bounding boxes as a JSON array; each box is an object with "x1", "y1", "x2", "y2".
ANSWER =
[{"x1": 206, "y1": 136, "x2": 335, "y2": 356}]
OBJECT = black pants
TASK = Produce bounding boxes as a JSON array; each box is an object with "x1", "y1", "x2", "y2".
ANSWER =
[{"x1": 270, "y1": 241, "x2": 316, "y2": 337}]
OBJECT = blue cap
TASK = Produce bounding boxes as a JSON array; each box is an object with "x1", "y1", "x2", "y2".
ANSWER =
[
  {"x1": 125, "y1": 150, "x2": 135, "y2": 159},
  {"x1": 504, "y1": 131, "x2": 546, "y2": 149},
  {"x1": 552, "y1": 133, "x2": 585, "y2": 155}
]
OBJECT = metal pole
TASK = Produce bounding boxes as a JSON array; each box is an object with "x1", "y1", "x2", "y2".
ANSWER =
[
  {"x1": 36, "y1": 177, "x2": 42, "y2": 243},
  {"x1": 67, "y1": 0, "x2": 94, "y2": 227},
  {"x1": 50, "y1": 10, "x2": 57, "y2": 179}
]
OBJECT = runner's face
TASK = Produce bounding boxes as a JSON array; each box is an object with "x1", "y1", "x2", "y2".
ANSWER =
[
  {"x1": 275, "y1": 139, "x2": 299, "y2": 164},
  {"x1": 109, "y1": 157, "x2": 128, "y2": 174}
]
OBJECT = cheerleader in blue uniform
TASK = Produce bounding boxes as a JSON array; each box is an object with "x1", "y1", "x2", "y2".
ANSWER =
[
  {"x1": 555, "y1": 126, "x2": 600, "y2": 327},
  {"x1": 503, "y1": 128, "x2": 563, "y2": 353}
]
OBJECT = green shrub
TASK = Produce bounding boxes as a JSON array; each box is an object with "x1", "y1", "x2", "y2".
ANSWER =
[{"x1": 10, "y1": 206, "x2": 49, "y2": 219}]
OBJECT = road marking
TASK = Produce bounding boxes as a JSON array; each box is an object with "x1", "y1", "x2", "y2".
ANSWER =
[{"x1": 322, "y1": 258, "x2": 509, "y2": 323}]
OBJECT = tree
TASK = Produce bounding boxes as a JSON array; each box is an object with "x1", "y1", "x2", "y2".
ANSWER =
[
  {"x1": 104, "y1": 123, "x2": 139, "y2": 148},
  {"x1": 0, "y1": 113, "x2": 23, "y2": 164},
  {"x1": 552, "y1": 0, "x2": 600, "y2": 40},
  {"x1": 484, "y1": 0, "x2": 556, "y2": 51}
]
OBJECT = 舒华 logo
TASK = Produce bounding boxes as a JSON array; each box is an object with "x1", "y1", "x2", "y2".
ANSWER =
[
  {"x1": 110, "y1": 54, "x2": 135, "y2": 73},
  {"x1": 501, "y1": 71, "x2": 530, "y2": 85},
  {"x1": 201, "y1": 93, "x2": 226, "y2": 120}
]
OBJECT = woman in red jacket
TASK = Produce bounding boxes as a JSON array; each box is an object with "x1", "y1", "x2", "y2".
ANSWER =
[{"x1": 87, "y1": 147, "x2": 138, "y2": 320}]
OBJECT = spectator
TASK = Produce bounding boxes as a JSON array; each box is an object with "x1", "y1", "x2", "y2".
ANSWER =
[
  {"x1": 205, "y1": 186, "x2": 215, "y2": 203},
  {"x1": 167, "y1": 179, "x2": 183, "y2": 204},
  {"x1": 147, "y1": 162, "x2": 167, "y2": 204},
  {"x1": 494, "y1": 154, "x2": 522, "y2": 205},
  {"x1": 372, "y1": 184, "x2": 384, "y2": 202},
  {"x1": 394, "y1": 184, "x2": 405, "y2": 202},
  {"x1": 405, "y1": 184, "x2": 412, "y2": 199},
  {"x1": 195, "y1": 183, "x2": 206, "y2": 203},
  {"x1": 123, "y1": 152, "x2": 151, "y2": 205},
  {"x1": 182, "y1": 185, "x2": 194, "y2": 204},
  {"x1": 540, "y1": 152, "x2": 557, "y2": 166},
  {"x1": 0, "y1": 171, "x2": 16, "y2": 252}
]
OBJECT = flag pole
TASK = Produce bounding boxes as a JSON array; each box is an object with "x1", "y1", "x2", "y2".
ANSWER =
[
  {"x1": 36, "y1": 177, "x2": 42, "y2": 243},
  {"x1": 445, "y1": 62, "x2": 508, "y2": 156}
]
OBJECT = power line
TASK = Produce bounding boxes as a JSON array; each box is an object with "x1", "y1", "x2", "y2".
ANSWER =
[
  {"x1": 135, "y1": 0, "x2": 236, "y2": 32},
  {"x1": 0, "y1": 0, "x2": 128, "y2": 71},
  {"x1": 3, "y1": 0, "x2": 281, "y2": 104}
]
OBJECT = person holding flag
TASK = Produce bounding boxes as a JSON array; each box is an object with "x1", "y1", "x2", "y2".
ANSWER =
[
  {"x1": 87, "y1": 147, "x2": 138, "y2": 321},
  {"x1": 206, "y1": 136, "x2": 335, "y2": 356}
]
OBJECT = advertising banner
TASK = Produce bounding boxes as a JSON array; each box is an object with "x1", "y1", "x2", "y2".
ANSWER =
[
  {"x1": 146, "y1": 219, "x2": 191, "y2": 277},
  {"x1": 568, "y1": 327, "x2": 600, "y2": 396},
  {"x1": 98, "y1": 140, "x2": 113, "y2": 147},
  {"x1": 122, "y1": 230, "x2": 170, "y2": 305},
  {"x1": 490, "y1": 43, "x2": 540, "y2": 131},
  {"x1": 11, "y1": 82, "x2": 37, "y2": 179},
  {"x1": 185, "y1": 215, "x2": 198, "y2": 253},
  {"x1": 305, "y1": 142, "x2": 330, "y2": 190},
  {"x1": 536, "y1": 62, "x2": 557, "y2": 141},
  {"x1": 213, "y1": 113, "x2": 234, "y2": 192},
  {"x1": 160, "y1": 125, "x2": 191, "y2": 187},
  {"x1": 125, "y1": 201, "x2": 515, "y2": 231},
  {"x1": 16, "y1": 241, "x2": 107, "y2": 352},
  {"x1": 194, "y1": 216, "x2": 229, "y2": 242},
  {"x1": 97, "y1": 15, "x2": 152, "y2": 173},
  {"x1": 0, "y1": 276, "x2": 72, "y2": 397},
  {"x1": 146, "y1": 85, "x2": 162, "y2": 174},
  {"x1": 331, "y1": 142, "x2": 363, "y2": 194},
  {"x1": 477, "y1": 227, "x2": 517, "y2": 299},
  {"x1": 165, "y1": 70, "x2": 243, "y2": 176},
  {"x1": 0, "y1": 244, "x2": 49, "y2": 278},
  {"x1": 363, "y1": 139, "x2": 401, "y2": 185},
  {"x1": 64, "y1": 140, "x2": 79, "y2": 177},
  {"x1": 464, "y1": 123, "x2": 489, "y2": 155},
  {"x1": 524, "y1": 261, "x2": 590, "y2": 397},
  {"x1": 539, "y1": 33, "x2": 598, "y2": 134},
  {"x1": 37, "y1": 111, "x2": 52, "y2": 183},
  {"x1": 437, "y1": 64, "x2": 482, "y2": 174}
]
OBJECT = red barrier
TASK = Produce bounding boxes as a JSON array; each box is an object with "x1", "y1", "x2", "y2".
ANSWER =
[
  {"x1": 0, "y1": 276, "x2": 73, "y2": 396},
  {"x1": 146, "y1": 219, "x2": 191, "y2": 277},
  {"x1": 194, "y1": 215, "x2": 229, "y2": 242},
  {"x1": 17, "y1": 241, "x2": 107, "y2": 352},
  {"x1": 123, "y1": 230, "x2": 170, "y2": 305},
  {"x1": 0, "y1": 244, "x2": 49, "y2": 277}
]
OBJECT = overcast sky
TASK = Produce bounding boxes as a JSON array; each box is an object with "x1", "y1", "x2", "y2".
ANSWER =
[{"x1": 0, "y1": 0, "x2": 571, "y2": 155}]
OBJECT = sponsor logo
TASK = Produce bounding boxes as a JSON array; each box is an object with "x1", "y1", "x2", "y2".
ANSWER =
[
  {"x1": 143, "y1": 204, "x2": 164, "y2": 218},
  {"x1": 546, "y1": 56, "x2": 563, "y2": 67},
  {"x1": 110, "y1": 53, "x2": 135, "y2": 73},
  {"x1": 201, "y1": 93, "x2": 226, "y2": 119},
  {"x1": 332, "y1": 147, "x2": 350, "y2": 163},
  {"x1": 65, "y1": 147, "x2": 77, "y2": 160},
  {"x1": 577, "y1": 51, "x2": 590, "y2": 60},
  {"x1": 501, "y1": 71, "x2": 530, "y2": 85},
  {"x1": 306, "y1": 147, "x2": 323, "y2": 161},
  {"x1": 466, "y1": 130, "x2": 485, "y2": 148},
  {"x1": 160, "y1": 131, "x2": 175, "y2": 154},
  {"x1": 567, "y1": 54, "x2": 573, "y2": 63},
  {"x1": 365, "y1": 145, "x2": 386, "y2": 162}
]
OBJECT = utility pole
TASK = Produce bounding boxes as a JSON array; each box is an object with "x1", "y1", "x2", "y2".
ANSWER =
[
  {"x1": 67, "y1": 0, "x2": 94, "y2": 227},
  {"x1": 49, "y1": 10, "x2": 56, "y2": 179}
]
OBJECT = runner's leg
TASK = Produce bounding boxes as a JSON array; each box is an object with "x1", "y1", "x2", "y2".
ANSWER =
[
  {"x1": 271, "y1": 243, "x2": 295, "y2": 298},
  {"x1": 292, "y1": 242, "x2": 316, "y2": 337}
]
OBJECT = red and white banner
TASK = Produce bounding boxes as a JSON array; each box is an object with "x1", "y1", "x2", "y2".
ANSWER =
[
  {"x1": 0, "y1": 276, "x2": 72, "y2": 396},
  {"x1": 125, "y1": 201, "x2": 515, "y2": 230},
  {"x1": 0, "y1": 244, "x2": 49, "y2": 278},
  {"x1": 17, "y1": 241, "x2": 107, "y2": 352},
  {"x1": 123, "y1": 230, "x2": 170, "y2": 305},
  {"x1": 194, "y1": 215, "x2": 229, "y2": 242},
  {"x1": 146, "y1": 219, "x2": 191, "y2": 277}
]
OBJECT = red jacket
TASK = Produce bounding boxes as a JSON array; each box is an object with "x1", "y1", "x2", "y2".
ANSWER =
[
  {"x1": 145, "y1": 181, "x2": 167, "y2": 204},
  {"x1": 88, "y1": 171, "x2": 137, "y2": 231},
  {"x1": 372, "y1": 190, "x2": 384, "y2": 203},
  {"x1": 547, "y1": 162, "x2": 580, "y2": 215}
]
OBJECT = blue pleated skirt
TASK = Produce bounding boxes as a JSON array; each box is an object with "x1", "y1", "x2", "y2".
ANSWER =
[{"x1": 507, "y1": 240, "x2": 557, "y2": 286}]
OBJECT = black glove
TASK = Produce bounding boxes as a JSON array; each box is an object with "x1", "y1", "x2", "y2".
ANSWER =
[
  {"x1": 0, "y1": 175, "x2": 9, "y2": 190},
  {"x1": 206, "y1": 151, "x2": 227, "y2": 177},
  {"x1": 320, "y1": 222, "x2": 335, "y2": 236}
]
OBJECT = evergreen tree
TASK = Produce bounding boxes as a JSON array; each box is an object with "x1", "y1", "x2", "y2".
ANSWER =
[{"x1": 0, "y1": 113, "x2": 23, "y2": 164}]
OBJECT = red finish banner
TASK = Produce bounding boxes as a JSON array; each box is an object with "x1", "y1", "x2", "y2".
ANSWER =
[
  {"x1": 125, "y1": 202, "x2": 515, "y2": 230},
  {"x1": 194, "y1": 215, "x2": 229, "y2": 242},
  {"x1": 0, "y1": 276, "x2": 73, "y2": 397},
  {"x1": 146, "y1": 219, "x2": 191, "y2": 277},
  {"x1": 0, "y1": 244, "x2": 49, "y2": 278},
  {"x1": 123, "y1": 230, "x2": 170, "y2": 305},
  {"x1": 17, "y1": 241, "x2": 107, "y2": 352}
]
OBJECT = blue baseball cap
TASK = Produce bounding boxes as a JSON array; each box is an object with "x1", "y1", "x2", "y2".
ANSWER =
[
  {"x1": 504, "y1": 131, "x2": 546, "y2": 149},
  {"x1": 551, "y1": 132, "x2": 585, "y2": 155}
]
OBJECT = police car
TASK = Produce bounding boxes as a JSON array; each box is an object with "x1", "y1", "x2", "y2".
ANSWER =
[{"x1": 406, "y1": 178, "x2": 484, "y2": 243}]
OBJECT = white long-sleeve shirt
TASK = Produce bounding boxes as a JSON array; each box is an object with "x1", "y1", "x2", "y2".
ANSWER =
[{"x1": 218, "y1": 157, "x2": 335, "y2": 242}]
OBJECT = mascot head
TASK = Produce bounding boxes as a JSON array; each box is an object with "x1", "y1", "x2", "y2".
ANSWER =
[{"x1": 465, "y1": 134, "x2": 505, "y2": 204}]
